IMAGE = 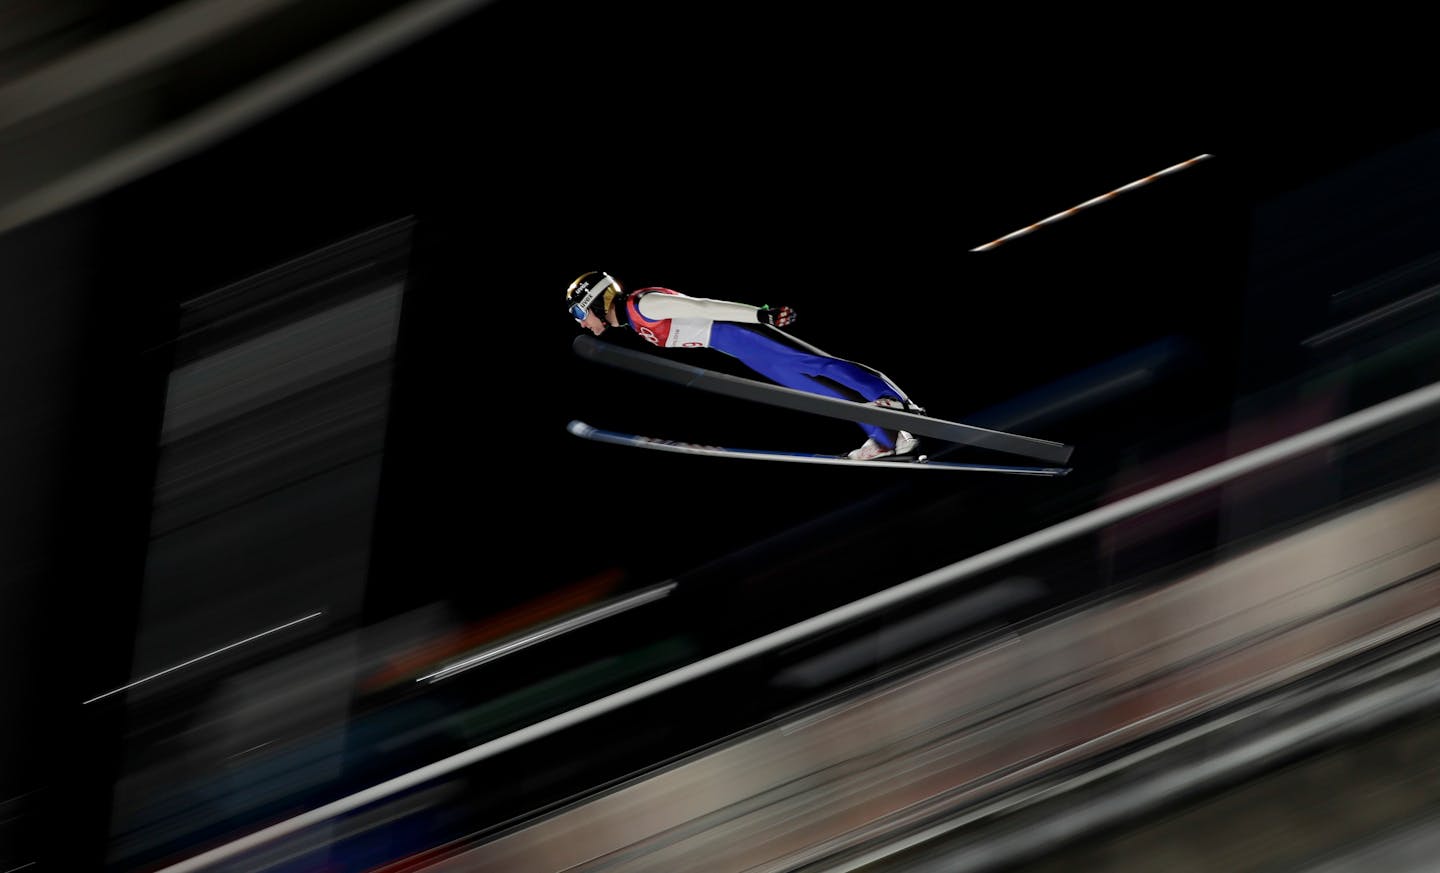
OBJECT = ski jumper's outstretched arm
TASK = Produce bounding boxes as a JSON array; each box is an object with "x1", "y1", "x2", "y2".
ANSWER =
[{"x1": 635, "y1": 294, "x2": 792, "y2": 326}]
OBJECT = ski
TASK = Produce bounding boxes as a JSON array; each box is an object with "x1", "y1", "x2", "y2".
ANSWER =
[
  {"x1": 572, "y1": 335, "x2": 1074, "y2": 465},
  {"x1": 567, "y1": 421, "x2": 1072, "y2": 475}
]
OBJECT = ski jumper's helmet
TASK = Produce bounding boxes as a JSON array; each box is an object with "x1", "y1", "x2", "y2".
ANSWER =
[{"x1": 566, "y1": 271, "x2": 622, "y2": 324}]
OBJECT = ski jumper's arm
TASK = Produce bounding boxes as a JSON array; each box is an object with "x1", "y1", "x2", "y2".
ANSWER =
[
  {"x1": 633, "y1": 294, "x2": 764, "y2": 323},
  {"x1": 627, "y1": 288, "x2": 794, "y2": 348}
]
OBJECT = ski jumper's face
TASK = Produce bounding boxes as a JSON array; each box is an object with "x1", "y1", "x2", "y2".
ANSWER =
[
  {"x1": 579, "y1": 309, "x2": 608, "y2": 335},
  {"x1": 578, "y1": 301, "x2": 622, "y2": 335}
]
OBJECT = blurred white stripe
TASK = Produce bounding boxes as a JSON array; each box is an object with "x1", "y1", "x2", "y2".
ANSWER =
[
  {"x1": 421, "y1": 583, "x2": 677, "y2": 683},
  {"x1": 970, "y1": 154, "x2": 1212, "y2": 251},
  {"x1": 82, "y1": 611, "x2": 322, "y2": 704}
]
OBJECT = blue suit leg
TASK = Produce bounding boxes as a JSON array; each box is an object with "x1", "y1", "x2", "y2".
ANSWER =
[{"x1": 710, "y1": 323, "x2": 907, "y2": 445}]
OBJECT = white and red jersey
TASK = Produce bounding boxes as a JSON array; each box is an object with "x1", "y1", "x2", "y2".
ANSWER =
[{"x1": 624, "y1": 287, "x2": 763, "y2": 349}]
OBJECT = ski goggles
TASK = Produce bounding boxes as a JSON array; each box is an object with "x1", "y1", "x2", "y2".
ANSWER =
[{"x1": 568, "y1": 274, "x2": 616, "y2": 322}]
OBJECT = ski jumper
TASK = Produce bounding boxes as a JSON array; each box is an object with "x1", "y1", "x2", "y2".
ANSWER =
[{"x1": 624, "y1": 288, "x2": 915, "y2": 446}]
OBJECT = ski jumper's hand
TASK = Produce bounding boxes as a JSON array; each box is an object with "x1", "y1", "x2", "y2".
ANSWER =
[{"x1": 758, "y1": 305, "x2": 797, "y2": 328}]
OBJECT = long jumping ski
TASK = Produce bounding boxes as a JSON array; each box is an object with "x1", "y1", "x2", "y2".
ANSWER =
[
  {"x1": 567, "y1": 421, "x2": 1072, "y2": 475},
  {"x1": 572, "y1": 335, "x2": 1074, "y2": 465}
]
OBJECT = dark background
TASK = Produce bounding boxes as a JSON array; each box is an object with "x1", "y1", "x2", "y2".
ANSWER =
[
  {"x1": 70, "y1": 2, "x2": 1440, "y2": 625},
  {"x1": 6, "y1": 2, "x2": 1440, "y2": 865}
]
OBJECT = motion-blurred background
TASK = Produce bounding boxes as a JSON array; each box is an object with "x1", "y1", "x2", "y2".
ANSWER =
[{"x1": 5, "y1": 3, "x2": 1440, "y2": 870}]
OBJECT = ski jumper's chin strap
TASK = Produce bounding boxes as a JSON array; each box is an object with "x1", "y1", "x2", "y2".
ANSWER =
[{"x1": 613, "y1": 290, "x2": 633, "y2": 328}]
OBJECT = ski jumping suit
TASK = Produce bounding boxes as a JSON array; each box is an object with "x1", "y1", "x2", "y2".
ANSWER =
[{"x1": 623, "y1": 287, "x2": 915, "y2": 447}]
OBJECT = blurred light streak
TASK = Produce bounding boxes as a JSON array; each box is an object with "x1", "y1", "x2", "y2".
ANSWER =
[
  {"x1": 0, "y1": 0, "x2": 497, "y2": 237},
  {"x1": 1302, "y1": 809, "x2": 1440, "y2": 872},
  {"x1": 81, "y1": 611, "x2": 322, "y2": 704},
  {"x1": 364, "y1": 570, "x2": 624, "y2": 690},
  {"x1": 224, "y1": 742, "x2": 273, "y2": 761},
  {"x1": 1302, "y1": 282, "x2": 1440, "y2": 347},
  {"x1": 770, "y1": 579, "x2": 1044, "y2": 689},
  {"x1": 150, "y1": 375, "x2": 1440, "y2": 873},
  {"x1": 0, "y1": 0, "x2": 294, "y2": 127},
  {"x1": 1328, "y1": 249, "x2": 1440, "y2": 310},
  {"x1": 778, "y1": 632, "x2": 1021, "y2": 737},
  {"x1": 818, "y1": 636, "x2": 1440, "y2": 873},
  {"x1": 419, "y1": 582, "x2": 677, "y2": 683},
  {"x1": 969, "y1": 154, "x2": 1212, "y2": 251},
  {"x1": 3, "y1": 863, "x2": 36, "y2": 872},
  {"x1": 160, "y1": 285, "x2": 403, "y2": 440}
]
